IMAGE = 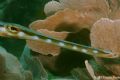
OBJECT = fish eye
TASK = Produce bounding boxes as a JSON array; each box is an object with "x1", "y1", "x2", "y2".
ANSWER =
[{"x1": 5, "y1": 25, "x2": 20, "y2": 33}]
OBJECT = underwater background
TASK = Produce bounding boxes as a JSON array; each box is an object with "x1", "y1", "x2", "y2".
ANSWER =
[
  {"x1": 0, "y1": 0, "x2": 80, "y2": 80},
  {"x1": 0, "y1": 0, "x2": 120, "y2": 80}
]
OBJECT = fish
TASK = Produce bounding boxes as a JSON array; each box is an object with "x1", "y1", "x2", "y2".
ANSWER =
[{"x1": 0, "y1": 21, "x2": 117, "y2": 58}]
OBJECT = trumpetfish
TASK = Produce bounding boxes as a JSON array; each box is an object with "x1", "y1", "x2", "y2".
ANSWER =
[{"x1": 0, "y1": 22, "x2": 117, "y2": 58}]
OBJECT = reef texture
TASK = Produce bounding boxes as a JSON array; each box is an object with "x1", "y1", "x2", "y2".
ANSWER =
[
  {"x1": 27, "y1": 17, "x2": 69, "y2": 56},
  {"x1": 44, "y1": 0, "x2": 120, "y2": 20},
  {"x1": 27, "y1": 8, "x2": 102, "y2": 56},
  {"x1": 44, "y1": 0, "x2": 63, "y2": 16},
  {"x1": 27, "y1": 8, "x2": 96, "y2": 56},
  {"x1": 90, "y1": 18, "x2": 120, "y2": 76},
  {"x1": 44, "y1": 0, "x2": 110, "y2": 27},
  {"x1": 26, "y1": 0, "x2": 120, "y2": 78},
  {"x1": 27, "y1": 0, "x2": 120, "y2": 56},
  {"x1": 0, "y1": 46, "x2": 32, "y2": 80},
  {"x1": 44, "y1": 0, "x2": 110, "y2": 17}
]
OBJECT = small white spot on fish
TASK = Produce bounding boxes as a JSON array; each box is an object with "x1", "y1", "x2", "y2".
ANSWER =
[
  {"x1": 46, "y1": 39, "x2": 52, "y2": 43},
  {"x1": 93, "y1": 50, "x2": 98, "y2": 54},
  {"x1": 103, "y1": 50, "x2": 112, "y2": 54},
  {"x1": 72, "y1": 46, "x2": 78, "y2": 50},
  {"x1": 81, "y1": 49, "x2": 87, "y2": 53},
  {"x1": 58, "y1": 42, "x2": 65, "y2": 47},
  {"x1": 18, "y1": 32, "x2": 25, "y2": 37},
  {"x1": 31, "y1": 36, "x2": 39, "y2": 40}
]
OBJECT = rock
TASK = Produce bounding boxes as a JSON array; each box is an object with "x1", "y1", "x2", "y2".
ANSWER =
[{"x1": 0, "y1": 46, "x2": 32, "y2": 80}]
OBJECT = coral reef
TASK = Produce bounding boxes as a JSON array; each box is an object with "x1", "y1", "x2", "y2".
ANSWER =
[
  {"x1": 44, "y1": 0, "x2": 120, "y2": 20},
  {"x1": 27, "y1": 0, "x2": 120, "y2": 56},
  {"x1": 0, "y1": 46, "x2": 32, "y2": 80},
  {"x1": 44, "y1": 0, "x2": 110, "y2": 17},
  {"x1": 26, "y1": 0, "x2": 120, "y2": 78},
  {"x1": 26, "y1": 8, "x2": 92, "y2": 75},
  {"x1": 90, "y1": 18, "x2": 120, "y2": 76},
  {"x1": 44, "y1": 0, "x2": 110, "y2": 28},
  {"x1": 27, "y1": 8, "x2": 94, "y2": 56},
  {"x1": 91, "y1": 18, "x2": 120, "y2": 57},
  {"x1": 27, "y1": 15, "x2": 69, "y2": 56}
]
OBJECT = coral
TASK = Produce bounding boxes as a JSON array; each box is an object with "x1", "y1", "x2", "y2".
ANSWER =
[
  {"x1": 90, "y1": 18, "x2": 120, "y2": 76},
  {"x1": 44, "y1": 0, "x2": 120, "y2": 20},
  {"x1": 91, "y1": 18, "x2": 120, "y2": 57},
  {"x1": 28, "y1": 0, "x2": 120, "y2": 56},
  {"x1": 44, "y1": 0, "x2": 110, "y2": 17},
  {"x1": 29, "y1": 9, "x2": 95, "y2": 31},
  {"x1": 27, "y1": 29, "x2": 68, "y2": 56},
  {"x1": 44, "y1": 0, "x2": 63, "y2": 16},
  {"x1": 0, "y1": 46, "x2": 32, "y2": 80},
  {"x1": 27, "y1": 8, "x2": 92, "y2": 56},
  {"x1": 27, "y1": 0, "x2": 120, "y2": 77},
  {"x1": 44, "y1": 0, "x2": 111, "y2": 27},
  {"x1": 27, "y1": 14, "x2": 69, "y2": 56},
  {"x1": 26, "y1": 8, "x2": 103, "y2": 56}
]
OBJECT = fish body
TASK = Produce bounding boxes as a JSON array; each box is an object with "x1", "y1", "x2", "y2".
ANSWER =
[{"x1": 0, "y1": 22, "x2": 116, "y2": 58}]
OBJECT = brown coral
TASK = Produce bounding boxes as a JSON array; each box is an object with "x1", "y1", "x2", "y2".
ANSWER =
[
  {"x1": 29, "y1": 8, "x2": 103, "y2": 31},
  {"x1": 27, "y1": 0, "x2": 120, "y2": 77},
  {"x1": 90, "y1": 18, "x2": 120, "y2": 76},
  {"x1": 29, "y1": 0, "x2": 120, "y2": 56},
  {"x1": 45, "y1": 0, "x2": 120, "y2": 19},
  {"x1": 27, "y1": 29, "x2": 68, "y2": 56},
  {"x1": 44, "y1": 0, "x2": 112, "y2": 27},
  {"x1": 27, "y1": 8, "x2": 97, "y2": 56},
  {"x1": 45, "y1": 0, "x2": 110, "y2": 17},
  {"x1": 27, "y1": 0, "x2": 120, "y2": 56}
]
